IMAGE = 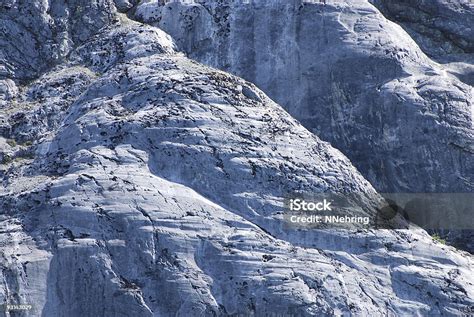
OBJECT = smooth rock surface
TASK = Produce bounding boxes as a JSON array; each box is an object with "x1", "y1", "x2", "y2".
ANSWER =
[
  {"x1": 370, "y1": 0, "x2": 473, "y2": 62},
  {"x1": 1, "y1": 21, "x2": 474, "y2": 317},
  {"x1": 136, "y1": 0, "x2": 474, "y2": 193},
  {"x1": 370, "y1": 0, "x2": 474, "y2": 86},
  {"x1": 0, "y1": 2, "x2": 473, "y2": 317}
]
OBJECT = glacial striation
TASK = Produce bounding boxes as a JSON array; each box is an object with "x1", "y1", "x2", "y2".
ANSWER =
[{"x1": 0, "y1": 1, "x2": 473, "y2": 316}]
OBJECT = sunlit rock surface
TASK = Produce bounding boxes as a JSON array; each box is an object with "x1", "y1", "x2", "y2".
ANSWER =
[
  {"x1": 0, "y1": 1, "x2": 473, "y2": 316},
  {"x1": 136, "y1": 0, "x2": 474, "y2": 194}
]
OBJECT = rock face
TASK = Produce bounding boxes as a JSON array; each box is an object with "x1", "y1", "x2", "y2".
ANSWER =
[
  {"x1": 135, "y1": 0, "x2": 474, "y2": 193},
  {"x1": 369, "y1": 0, "x2": 474, "y2": 87},
  {"x1": 0, "y1": 0, "x2": 119, "y2": 82},
  {"x1": 0, "y1": 1, "x2": 473, "y2": 317},
  {"x1": 370, "y1": 0, "x2": 474, "y2": 62}
]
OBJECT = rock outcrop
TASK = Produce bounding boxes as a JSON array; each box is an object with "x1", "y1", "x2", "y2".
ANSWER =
[
  {"x1": 369, "y1": 0, "x2": 474, "y2": 87},
  {"x1": 0, "y1": 1, "x2": 473, "y2": 316},
  {"x1": 135, "y1": 0, "x2": 474, "y2": 194},
  {"x1": 0, "y1": 0, "x2": 119, "y2": 82},
  {"x1": 370, "y1": 0, "x2": 473, "y2": 63}
]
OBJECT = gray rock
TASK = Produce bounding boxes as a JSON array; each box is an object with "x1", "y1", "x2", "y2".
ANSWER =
[
  {"x1": 369, "y1": 0, "x2": 474, "y2": 87},
  {"x1": 136, "y1": 0, "x2": 474, "y2": 194},
  {"x1": 0, "y1": 2, "x2": 473, "y2": 316},
  {"x1": 0, "y1": 0, "x2": 118, "y2": 81},
  {"x1": 0, "y1": 79, "x2": 17, "y2": 106},
  {"x1": 0, "y1": 17, "x2": 473, "y2": 316},
  {"x1": 369, "y1": 0, "x2": 474, "y2": 62}
]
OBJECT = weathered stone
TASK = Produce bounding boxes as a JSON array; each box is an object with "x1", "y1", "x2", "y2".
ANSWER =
[
  {"x1": 0, "y1": 2, "x2": 473, "y2": 316},
  {"x1": 137, "y1": 0, "x2": 473, "y2": 194}
]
